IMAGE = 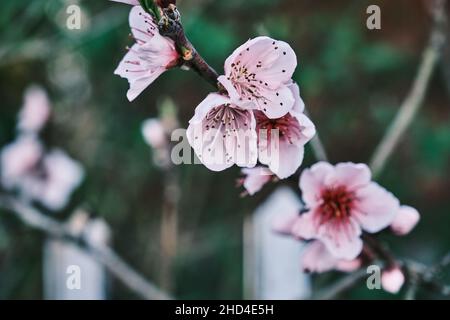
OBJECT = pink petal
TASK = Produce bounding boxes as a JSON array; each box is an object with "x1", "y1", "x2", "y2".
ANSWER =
[
  {"x1": 187, "y1": 94, "x2": 258, "y2": 171},
  {"x1": 110, "y1": 0, "x2": 140, "y2": 5},
  {"x1": 261, "y1": 138, "x2": 305, "y2": 179},
  {"x1": 217, "y1": 75, "x2": 244, "y2": 106},
  {"x1": 289, "y1": 82, "x2": 305, "y2": 114},
  {"x1": 221, "y1": 36, "x2": 297, "y2": 118},
  {"x1": 218, "y1": 76, "x2": 295, "y2": 119},
  {"x1": 241, "y1": 166, "x2": 272, "y2": 196},
  {"x1": 325, "y1": 162, "x2": 371, "y2": 191},
  {"x1": 18, "y1": 86, "x2": 51, "y2": 133},
  {"x1": 38, "y1": 150, "x2": 84, "y2": 211},
  {"x1": 291, "y1": 211, "x2": 316, "y2": 240},
  {"x1": 0, "y1": 136, "x2": 43, "y2": 188},
  {"x1": 381, "y1": 267, "x2": 405, "y2": 294},
  {"x1": 301, "y1": 241, "x2": 339, "y2": 273},
  {"x1": 129, "y1": 6, "x2": 159, "y2": 44},
  {"x1": 293, "y1": 112, "x2": 316, "y2": 143},
  {"x1": 335, "y1": 258, "x2": 362, "y2": 272},
  {"x1": 256, "y1": 111, "x2": 315, "y2": 179},
  {"x1": 317, "y1": 217, "x2": 363, "y2": 260},
  {"x1": 353, "y1": 182, "x2": 400, "y2": 233},
  {"x1": 253, "y1": 85, "x2": 295, "y2": 119},
  {"x1": 299, "y1": 161, "x2": 334, "y2": 207},
  {"x1": 141, "y1": 118, "x2": 166, "y2": 149},
  {"x1": 390, "y1": 205, "x2": 420, "y2": 235},
  {"x1": 224, "y1": 36, "x2": 297, "y2": 88}
]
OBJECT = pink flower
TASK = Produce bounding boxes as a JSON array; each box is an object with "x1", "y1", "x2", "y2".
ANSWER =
[
  {"x1": 301, "y1": 241, "x2": 361, "y2": 273},
  {"x1": 390, "y1": 205, "x2": 420, "y2": 235},
  {"x1": 256, "y1": 84, "x2": 315, "y2": 179},
  {"x1": 218, "y1": 36, "x2": 297, "y2": 119},
  {"x1": 24, "y1": 150, "x2": 84, "y2": 211},
  {"x1": 240, "y1": 166, "x2": 273, "y2": 196},
  {"x1": 293, "y1": 162, "x2": 400, "y2": 260},
  {"x1": 110, "y1": 0, "x2": 140, "y2": 5},
  {"x1": 114, "y1": 6, "x2": 180, "y2": 101},
  {"x1": 141, "y1": 118, "x2": 167, "y2": 149},
  {"x1": 17, "y1": 86, "x2": 51, "y2": 133},
  {"x1": 186, "y1": 93, "x2": 257, "y2": 171},
  {"x1": 381, "y1": 267, "x2": 405, "y2": 294},
  {"x1": 0, "y1": 136, "x2": 43, "y2": 189}
]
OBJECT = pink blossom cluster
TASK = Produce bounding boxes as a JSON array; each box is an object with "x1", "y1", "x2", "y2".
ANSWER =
[
  {"x1": 0, "y1": 86, "x2": 84, "y2": 211},
  {"x1": 274, "y1": 162, "x2": 420, "y2": 293},
  {"x1": 186, "y1": 38, "x2": 315, "y2": 179},
  {"x1": 112, "y1": 1, "x2": 315, "y2": 179}
]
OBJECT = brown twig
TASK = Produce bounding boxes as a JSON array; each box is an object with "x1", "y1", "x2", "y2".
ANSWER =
[
  {"x1": 158, "y1": 4, "x2": 220, "y2": 89},
  {"x1": 304, "y1": 109, "x2": 329, "y2": 162},
  {"x1": 369, "y1": 0, "x2": 447, "y2": 178},
  {"x1": 0, "y1": 194, "x2": 172, "y2": 300},
  {"x1": 314, "y1": 268, "x2": 368, "y2": 300}
]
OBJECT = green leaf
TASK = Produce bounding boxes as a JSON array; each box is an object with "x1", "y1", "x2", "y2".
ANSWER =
[{"x1": 139, "y1": 0, "x2": 161, "y2": 21}]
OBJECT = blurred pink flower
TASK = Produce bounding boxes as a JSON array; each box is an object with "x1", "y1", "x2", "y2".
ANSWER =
[
  {"x1": 301, "y1": 240, "x2": 361, "y2": 273},
  {"x1": 218, "y1": 36, "x2": 297, "y2": 119},
  {"x1": 24, "y1": 150, "x2": 84, "y2": 211},
  {"x1": 141, "y1": 118, "x2": 167, "y2": 149},
  {"x1": 293, "y1": 162, "x2": 400, "y2": 260},
  {"x1": 255, "y1": 86, "x2": 315, "y2": 179},
  {"x1": 114, "y1": 6, "x2": 179, "y2": 101},
  {"x1": 240, "y1": 166, "x2": 273, "y2": 196},
  {"x1": 187, "y1": 93, "x2": 257, "y2": 171},
  {"x1": 381, "y1": 266, "x2": 405, "y2": 294},
  {"x1": 390, "y1": 205, "x2": 420, "y2": 235},
  {"x1": 0, "y1": 136, "x2": 43, "y2": 189},
  {"x1": 17, "y1": 86, "x2": 51, "y2": 133}
]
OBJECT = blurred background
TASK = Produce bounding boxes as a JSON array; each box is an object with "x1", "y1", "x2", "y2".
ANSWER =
[{"x1": 0, "y1": 0, "x2": 449, "y2": 299}]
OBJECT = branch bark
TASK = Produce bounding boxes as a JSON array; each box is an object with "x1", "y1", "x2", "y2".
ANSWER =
[{"x1": 0, "y1": 194, "x2": 172, "y2": 300}]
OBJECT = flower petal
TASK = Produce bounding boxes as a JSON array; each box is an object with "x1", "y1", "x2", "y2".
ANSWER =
[
  {"x1": 224, "y1": 36, "x2": 297, "y2": 88},
  {"x1": 289, "y1": 82, "x2": 305, "y2": 114},
  {"x1": 381, "y1": 267, "x2": 405, "y2": 294},
  {"x1": 299, "y1": 161, "x2": 334, "y2": 207},
  {"x1": 317, "y1": 218, "x2": 363, "y2": 260},
  {"x1": 187, "y1": 94, "x2": 258, "y2": 171},
  {"x1": 141, "y1": 118, "x2": 166, "y2": 149},
  {"x1": 390, "y1": 205, "x2": 420, "y2": 235},
  {"x1": 353, "y1": 182, "x2": 400, "y2": 233},
  {"x1": 18, "y1": 86, "x2": 51, "y2": 133},
  {"x1": 325, "y1": 162, "x2": 372, "y2": 191},
  {"x1": 129, "y1": 6, "x2": 158, "y2": 43},
  {"x1": 241, "y1": 166, "x2": 272, "y2": 196},
  {"x1": 292, "y1": 211, "x2": 317, "y2": 240},
  {"x1": 301, "y1": 241, "x2": 338, "y2": 273},
  {"x1": 110, "y1": 0, "x2": 140, "y2": 5},
  {"x1": 261, "y1": 139, "x2": 305, "y2": 179},
  {"x1": 292, "y1": 112, "x2": 316, "y2": 144},
  {"x1": 335, "y1": 258, "x2": 362, "y2": 272}
]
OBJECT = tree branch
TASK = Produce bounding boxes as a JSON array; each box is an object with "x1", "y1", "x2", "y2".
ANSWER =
[
  {"x1": 0, "y1": 194, "x2": 172, "y2": 300},
  {"x1": 369, "y1": 0, "x2": 448, "y2": 178},
  {"x1": 314, "y1": 268, "x2": 368, "y2": 300},
  {"x1": 304, "y1": 109, "x2": 329, "y2": 162},
  {"x1": 158, "y1": 4, "x2": 220, "y2": 89}
]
